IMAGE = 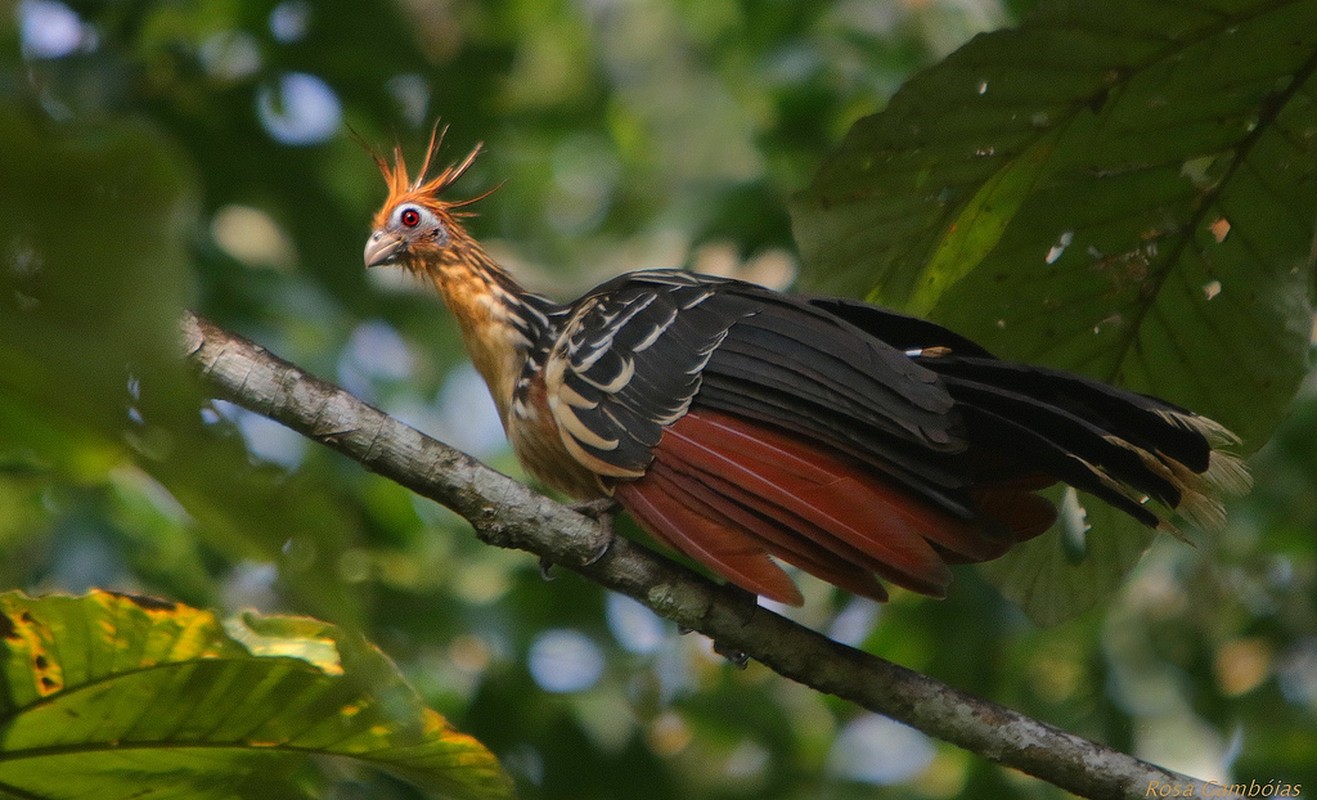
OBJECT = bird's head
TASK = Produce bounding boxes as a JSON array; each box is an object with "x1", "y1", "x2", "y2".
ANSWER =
[{"x1": 363, "y1": 125, "x2": 491, "y2": 273}]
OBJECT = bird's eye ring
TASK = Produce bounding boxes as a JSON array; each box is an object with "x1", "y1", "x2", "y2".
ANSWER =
[{"x1": 400, "y1": 208, "x2": 421, "y2": 228}]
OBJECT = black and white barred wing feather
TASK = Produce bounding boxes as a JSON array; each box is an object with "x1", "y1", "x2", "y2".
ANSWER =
[{"x1": 542, "y1": 271, "x2": 756, "y2": 479}]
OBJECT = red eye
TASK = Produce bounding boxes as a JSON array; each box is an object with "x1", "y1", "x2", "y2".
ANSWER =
[{"x1": 400, "y1": 208, "x2": 421, "y2": 228}]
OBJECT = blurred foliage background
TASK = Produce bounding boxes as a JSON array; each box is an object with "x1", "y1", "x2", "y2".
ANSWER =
[{"x1": 0, "y1": 0, "x2": 1313, "y2": 798}]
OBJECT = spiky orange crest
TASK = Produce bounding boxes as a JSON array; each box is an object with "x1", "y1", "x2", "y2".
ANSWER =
[{"x1": 369, "y1": 123, "x2": 492, "y2": 228}]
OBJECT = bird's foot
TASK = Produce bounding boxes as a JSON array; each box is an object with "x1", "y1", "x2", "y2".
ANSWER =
[
  {"x1": 539, "y1": 498, "x2": 619, "y2": 581},
  {"x1": 569, "y1": 497, "x2": 618, "y2": 566},
  {"x1": 538, "y1": 555, "x2": 557, "y2": 581},
  {"x1": 569, "y1": 497, "x2": 621, "y2": 523},
  {"x1": 712, "y1": 641, "x2": 750, "y2": 669},
  {"x1": 712, "y1": 584, "x2": 757, "y2": 667},
  {"x1": 683, "y1": 585, "x2": 757, "y2": 667}
]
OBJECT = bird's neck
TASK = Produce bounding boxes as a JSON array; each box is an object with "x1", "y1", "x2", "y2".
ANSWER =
[{"x1": 420, "y1": 237, "x2": 560, "y2": 423}]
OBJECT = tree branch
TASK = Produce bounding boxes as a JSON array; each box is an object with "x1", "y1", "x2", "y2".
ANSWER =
[{"x1": 181, "y1": 311, "x2": 1211, "y2": 800}]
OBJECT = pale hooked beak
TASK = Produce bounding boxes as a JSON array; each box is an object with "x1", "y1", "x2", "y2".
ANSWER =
[{"x1": 363, "y1": 230, "x2": 406, "y2": 268}]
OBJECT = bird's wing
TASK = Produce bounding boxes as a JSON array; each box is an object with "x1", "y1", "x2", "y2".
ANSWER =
[
  {"x1": 542, "y1": 271, "x2": 968, "y2": 493},
  {"x1": 543, "y1": 271, "x2": 1023, "y2": 604},
  {"x1": 542, "y1": 271, "x2": 1249, "y2": 605},
  {"x1": 541, "y1": 270, "x2": 757, "y2": 479}
]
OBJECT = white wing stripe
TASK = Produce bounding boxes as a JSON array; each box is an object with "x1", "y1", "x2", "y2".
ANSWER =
[
  {"x1": 560, "y1": 383, "x2": 598, "y2": 409},
  {"x1": 632, "y1": 308, "x2": 677, "y2": 353},
  {"x1": 558, "y1": 405, "x2": 619, "y2": 451},
  {"x1": 578, "y1": 357, "x2": 635, "y2": 394}
]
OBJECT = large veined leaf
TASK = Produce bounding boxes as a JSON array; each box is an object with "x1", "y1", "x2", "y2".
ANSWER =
[
  {"x1": 0, "y1": 107, "x2": 367, "y2": 623},
  {"x1": 0, "y1": 590, "x2": 513, "y2": 800},
  {"x1": 791, "y1": 0, "x2": 1317, "y2": 622},
  {"x1": 0, "y1": 107, "x2": 194, "y2": 478}
]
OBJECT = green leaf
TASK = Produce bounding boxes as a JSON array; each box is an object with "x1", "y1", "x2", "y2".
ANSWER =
[
  {"x1": 910, "y1": 125, "x2": 1063, "y2": 316},
  {"x1": 978, "y1": 489, "x2": 1156, "y2": 627},
  {"x1": 793, "y1": 0, "x2": 1316, "y2": 438},
  {"x1": 0, "y1": 590, "x2": 514, "y2": 800},
  {"x1": 0, "y1": 106, "x2": 368, "y2": 623},
  {"x1": 791, "y1": 0, "x2": 1317, "y2": 621},
  {"x1": 0, "y1": 106, "x2": 195, "y2": 475}
]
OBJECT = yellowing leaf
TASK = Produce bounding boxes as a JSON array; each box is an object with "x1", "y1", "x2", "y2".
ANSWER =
[
  {"x1": 224, "y1": 612, "x2": 345, "y2": 675},
  {"x1": 0, "y1": 590, "x2": 514, "y2": 800}
]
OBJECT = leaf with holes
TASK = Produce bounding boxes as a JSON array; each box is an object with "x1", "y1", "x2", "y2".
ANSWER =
[
  {"x1": 792, "y1": 0, "x2": 1317, "y2": 621},
  {"x1": 0, "y1": 590, "x2": 513, "y2": 800}
]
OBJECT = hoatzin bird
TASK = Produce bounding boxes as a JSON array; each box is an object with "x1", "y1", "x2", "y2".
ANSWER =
[{"x1": 363, "y1": 129, "x2": 1250, "y2": 606}]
